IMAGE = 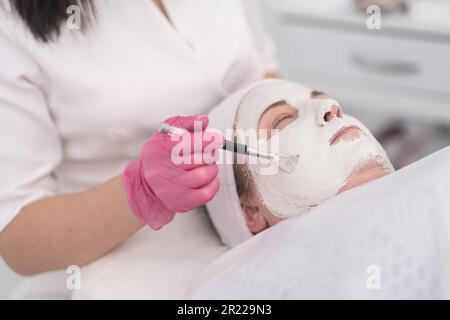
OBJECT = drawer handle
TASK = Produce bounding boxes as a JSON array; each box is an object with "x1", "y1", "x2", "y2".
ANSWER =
[{"x1": 351, "y1": 53, "x2": 421, "y2": 74}]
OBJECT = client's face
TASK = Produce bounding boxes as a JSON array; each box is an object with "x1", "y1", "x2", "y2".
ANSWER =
[{"x1": 233, "y1": 80, "x2": 394, "y2": 233}]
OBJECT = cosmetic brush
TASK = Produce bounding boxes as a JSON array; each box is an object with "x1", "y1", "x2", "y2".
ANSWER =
[{"x1": 159, "y1": 123, "x2": 300, "y2": 173}]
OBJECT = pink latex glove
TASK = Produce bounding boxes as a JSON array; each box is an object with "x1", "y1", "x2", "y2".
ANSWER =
[{"x1": 123, "y1": 114, "x2": 224, "y2": 230}]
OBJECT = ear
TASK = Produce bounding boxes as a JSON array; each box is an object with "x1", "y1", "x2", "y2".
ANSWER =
[{"x1": 240, "y1": 198, "x2": 268, "y2": 234}]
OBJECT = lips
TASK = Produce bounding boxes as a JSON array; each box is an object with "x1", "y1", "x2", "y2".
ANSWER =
[{"x1": 330, "y1": 125, "x2": 362, "y2": 145}]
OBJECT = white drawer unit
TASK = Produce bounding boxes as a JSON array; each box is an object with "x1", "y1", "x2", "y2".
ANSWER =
[{"x1": 279, "y1": 24, "x2": 450, "y2": 96}]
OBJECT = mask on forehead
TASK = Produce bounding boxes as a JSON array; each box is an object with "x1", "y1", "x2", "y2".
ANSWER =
[{"x1": 235, "y1": 80, "x2": 394, "y2": 218}]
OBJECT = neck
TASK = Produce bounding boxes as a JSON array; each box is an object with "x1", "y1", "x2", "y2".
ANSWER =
[{"x1": 338, "y1": 159, "x2": 390, "y2": 193}]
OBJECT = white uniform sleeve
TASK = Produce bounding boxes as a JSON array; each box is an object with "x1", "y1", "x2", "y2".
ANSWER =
[
  {"x1": 0, "y1": 24, "x2": 62, "y2": 232},
  {"x1": 240, "y1": 0, "x2": 280, "y2": 75}
]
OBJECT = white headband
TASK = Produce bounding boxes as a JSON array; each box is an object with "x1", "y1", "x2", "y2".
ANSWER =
[{"x1": 206, "y1": 79, "x2": 311, "y2": 247}]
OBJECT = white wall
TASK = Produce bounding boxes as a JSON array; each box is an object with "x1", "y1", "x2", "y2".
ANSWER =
[{"x1": 0, "y1": 258, "x2": 22, "y2": 299}]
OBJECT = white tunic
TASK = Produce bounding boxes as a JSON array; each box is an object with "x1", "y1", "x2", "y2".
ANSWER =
[{"x1": 0, "y1": 0, "x2": 278, "y2": 299}]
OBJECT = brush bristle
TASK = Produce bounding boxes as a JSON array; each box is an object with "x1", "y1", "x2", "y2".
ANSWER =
[{"x1": 279, "y1": 154, "x2": 300, "y2": 173}]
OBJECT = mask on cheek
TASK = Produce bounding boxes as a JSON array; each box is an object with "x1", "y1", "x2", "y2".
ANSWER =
[{"x1": 235, "y1": 80, "x2": 394, "y2": 218}]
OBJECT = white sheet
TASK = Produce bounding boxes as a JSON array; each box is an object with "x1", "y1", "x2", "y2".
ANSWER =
[{"x1": 188, "y1": 147, "x2": 450, "y2": 299}]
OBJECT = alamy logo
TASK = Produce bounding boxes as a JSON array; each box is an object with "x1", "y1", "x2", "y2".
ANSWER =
[
  {"x1": 169, "y1": 121, "x2": 281, "y2": 176},
  {"x1": 66, "y1": 5, "x2": 81, "y2": 30},
  {"x1": 66, "y1": 265, "x2": 82, "y2": 290},
  {"x1": 366, "y1": 265, "x2": 382, "y2": 290},
  {"x1": 367, "y1": 5, "x2": 382, "y2": 30}
]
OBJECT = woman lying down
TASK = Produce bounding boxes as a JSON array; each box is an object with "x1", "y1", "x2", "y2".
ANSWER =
[
  {"x1": 206, "y1": 79, "x2": 394, "y2": 247},
  {"x1": 73, "y1": 79, "x2": 449, "y2": 299},
  {"x1": 192, "y1": 79, "x2": 450, "y2": 299}
]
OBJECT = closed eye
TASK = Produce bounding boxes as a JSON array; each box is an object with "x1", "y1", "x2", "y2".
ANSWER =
[
  {"x1": 258, "y1": 102, "x2": 299, "y2": 139},
  {"x1": 272, "y1": 110, "x2": 298, "y2": 130}
]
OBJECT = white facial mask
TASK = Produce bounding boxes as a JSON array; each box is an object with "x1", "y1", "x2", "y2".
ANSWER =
[{"x1": 235, "y1": 80, "x2": 394, "y2": 218}]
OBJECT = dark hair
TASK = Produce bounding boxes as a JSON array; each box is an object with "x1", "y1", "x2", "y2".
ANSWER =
[
  {"x1": 233, "y1": 162, "x2": 253, "y2": 200},
  {"x1": 10, "y1": 0, "x2": 94, "y2": 42}
]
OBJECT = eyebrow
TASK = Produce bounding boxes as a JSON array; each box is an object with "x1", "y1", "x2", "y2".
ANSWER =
[
  {"x1": 257, "y1": 100, "x2": 287, "y2": 125},
  {"x1": 311, "y1": 90, "x2": 327, "y2": 98}
]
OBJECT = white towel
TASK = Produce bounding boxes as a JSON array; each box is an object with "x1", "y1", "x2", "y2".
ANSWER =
[{"x1": 189, "y1": 147, "x2": 450, "y2": 299}]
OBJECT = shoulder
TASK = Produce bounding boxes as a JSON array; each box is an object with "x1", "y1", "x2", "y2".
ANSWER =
[
  {"x1": 0, "y1": 0, "x2": 24, "y2": 38},
  {"x1": 0, "y1": 3, "x2": 42, "y2": 80}
]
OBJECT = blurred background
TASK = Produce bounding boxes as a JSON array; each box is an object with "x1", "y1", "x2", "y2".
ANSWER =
[
  {"x1": 1, "y1": 0, "x2": 450, "y2": 299},
  {"x1": 262, "y1": 0, "x2": 450, "y2": 169}
]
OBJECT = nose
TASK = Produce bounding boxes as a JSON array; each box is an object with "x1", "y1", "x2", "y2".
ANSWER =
[
  {"x1": 323, "y1": 105, "x2": 341, "y2": 123},
  {"x1": 313, "y1": 99, "x2": 343, "y2": 127}
]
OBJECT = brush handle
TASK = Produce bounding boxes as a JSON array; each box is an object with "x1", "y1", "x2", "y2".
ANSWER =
[
  {"x1": 224, "y1": 140, "x2": 276, "y2": 160},
  {"x1": 223, "y1": 139, "x2": 248, "y2": 156},
  {"x1": 159, "y1": 123, "x2": 252, "y2": 157}
]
